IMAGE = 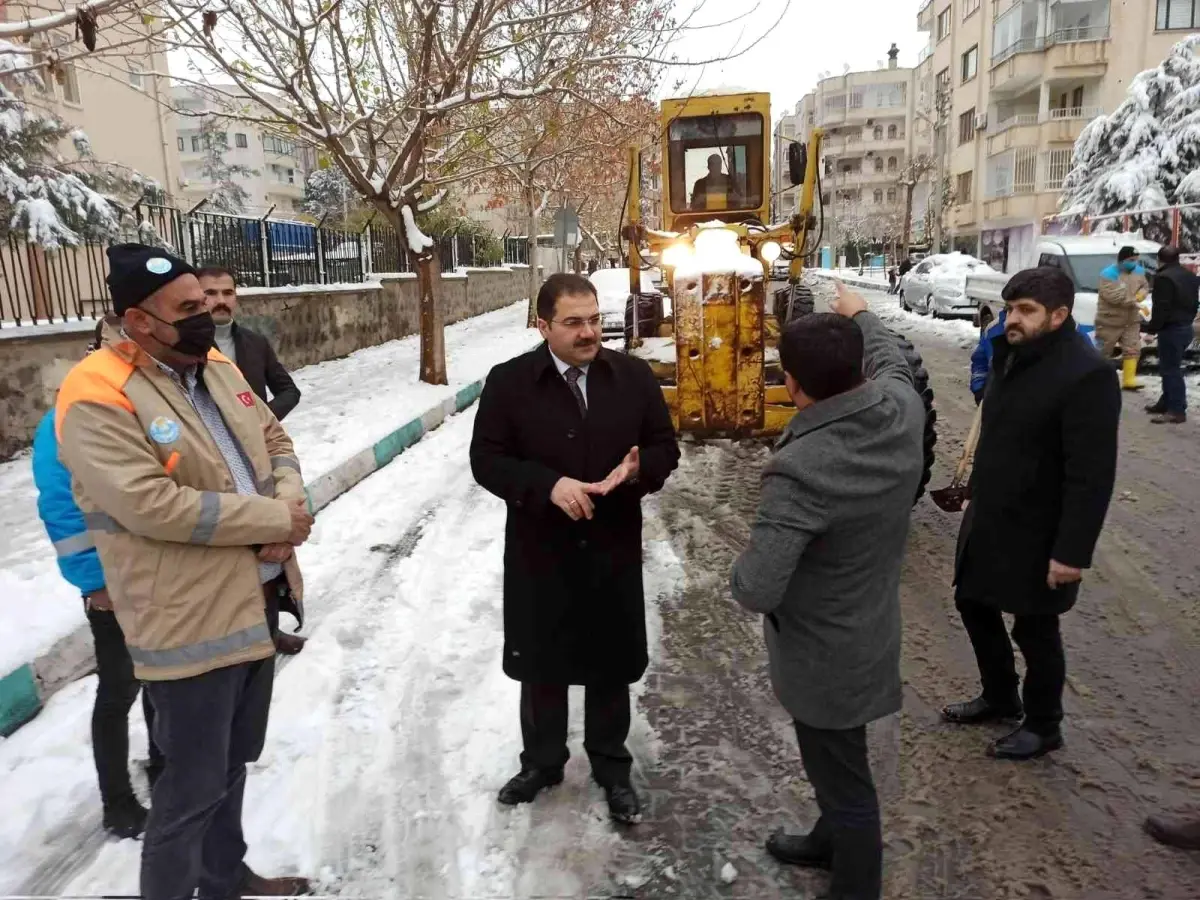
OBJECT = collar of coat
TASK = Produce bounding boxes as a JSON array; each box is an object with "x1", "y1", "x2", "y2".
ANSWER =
[
  {"x1": 990, "y1": 315, "x2": 1078, "y2": 368},
  {"x1": 777, "y1": 379, "x2": 884, "y2": 448},
  {"x1": 531, "y1": 341, "x2": 612, "y2": 381}
]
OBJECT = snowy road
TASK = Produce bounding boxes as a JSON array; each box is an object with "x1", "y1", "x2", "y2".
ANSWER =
[
  {"x1": 6, "y1": 286, "x2": 1200, "y2": 899},
  {"x1": 3, "y1": 409, "x2": 684, "y2": 899}
]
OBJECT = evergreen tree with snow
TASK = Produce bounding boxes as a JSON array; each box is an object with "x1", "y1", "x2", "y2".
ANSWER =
[
  {"x1": 1061, "y1": 34, "x2": 1200, "y2": 242},
  {"x1": 0, "y1": 40, "x2": 156, "y2": 249},
  {"x1": 197, "y1": 116, "x2": 255, "y2": 214},
  {"x1": 302, "y1": 164, "x2": 368, "y2": 226}
]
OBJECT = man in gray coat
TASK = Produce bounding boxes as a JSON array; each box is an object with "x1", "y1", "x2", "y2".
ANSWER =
[{"x1": 731, "y1": 283, "x2": 925, "y2": 900}]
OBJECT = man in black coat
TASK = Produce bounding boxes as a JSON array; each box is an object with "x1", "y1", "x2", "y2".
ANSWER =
[
  {"x1": 470, "y1": 272, "x2": 680, "y2": 824},
  {"x1": 199, "y1": 266, "x2": 301, "y2": 421},
  {"x1": 1144, "y1": 245, "x2": 1199, "y2": 424},
  {"x1": 942, "y1": 267, "x2": 1120, "y2": 760}
]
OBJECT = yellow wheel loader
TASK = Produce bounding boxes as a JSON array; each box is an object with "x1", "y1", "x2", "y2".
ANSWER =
[{"x1": 619, "y1": 90, "x2": 937, "y2": 499}]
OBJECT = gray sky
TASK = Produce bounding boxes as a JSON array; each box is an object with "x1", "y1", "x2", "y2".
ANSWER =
[{"x1": 663, "y1": 0, "x2": 927, "y2": 123}]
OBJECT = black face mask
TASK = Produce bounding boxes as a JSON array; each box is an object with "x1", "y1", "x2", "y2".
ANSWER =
[{"x1": 143, "y1": 309, "x2": 216, "y2": 357}]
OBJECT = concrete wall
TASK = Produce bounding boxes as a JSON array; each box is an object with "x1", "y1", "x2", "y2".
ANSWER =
[{"x1": 0, "y1": 265, "x2": 537, "y2": 459}]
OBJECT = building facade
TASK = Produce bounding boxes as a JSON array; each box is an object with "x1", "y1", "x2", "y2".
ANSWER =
[
  {"x1": 789, "y1": 49, "x2": 922, "y2": 262},
  {"x1": 916, "y1": 0, "x2": 1192, "y2": 272},
  {"x1": 170, "y1": 86, "x2": 317, "y2": 217},
  {"x1": 2, "y1": 11, "x2": 180, "y2": 205}
]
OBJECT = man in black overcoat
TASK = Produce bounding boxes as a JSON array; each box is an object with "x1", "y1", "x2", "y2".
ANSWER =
[
  {"x1": 470, "y1": 272, "x2": 680, "y2": 823},
  {"x1": 942, "y1": 267, "x2": 1120, "y2": 760}
]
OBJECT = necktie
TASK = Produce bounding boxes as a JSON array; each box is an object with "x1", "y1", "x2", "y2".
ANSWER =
[{"x1": 563, "y1": 366, "x2": 587, "y2": 417}]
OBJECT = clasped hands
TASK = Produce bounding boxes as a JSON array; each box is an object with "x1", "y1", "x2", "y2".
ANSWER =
[{"x1": 551, "y1": 447, "x2": 640, "y2": 521}]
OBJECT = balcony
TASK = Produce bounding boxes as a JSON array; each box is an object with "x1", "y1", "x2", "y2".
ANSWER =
[
  {"x1": 1045, "y1": 30, "x2": 1109, "y2": 74},
  {"x1": 986, "y1": 107, "x2": 1100, "y2": 155},
  {"x1": 917, "y1": 0, "x2": 934, "y2": 31}
]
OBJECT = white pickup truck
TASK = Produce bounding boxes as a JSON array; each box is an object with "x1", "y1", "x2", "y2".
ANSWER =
[{"x1": 965, "y1": 233, "x2": 1163, "y2": 346}]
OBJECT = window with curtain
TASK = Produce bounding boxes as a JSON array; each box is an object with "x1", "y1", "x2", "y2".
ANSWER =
[
  {"x1": 875, "y1": 157, "x2": 884, "y2": 173},
  {"x1": 888, "y1": 124, "x2": 898, "y2": 139},
  {"x1": 888, "y1": 156, "x2": 898, "y2": 172},
  {"x1": 874, "y1": 189, "x2": 884, "y2": 203}
]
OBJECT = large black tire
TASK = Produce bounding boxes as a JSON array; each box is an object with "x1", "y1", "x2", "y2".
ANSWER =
[
  {"x1": 773, "y1": 282, "x2": 814, "y2": 324},
  {"x1": 893, "y1": 332, "x2": 937, "y2": 504}
]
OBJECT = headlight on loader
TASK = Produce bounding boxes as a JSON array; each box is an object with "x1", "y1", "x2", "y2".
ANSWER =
[
  {"x1": 661, "y1": 242, "x2": 694, "y2": 268},
  {"x1": 760, "y1": 241, "x2": 782, "y2": 265}
]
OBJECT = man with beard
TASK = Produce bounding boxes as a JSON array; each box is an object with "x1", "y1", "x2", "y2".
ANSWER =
[
  {"x1": 470, "y1": 273, "x2": 680, "y2": 824},
  {"x1": 942, "y1": 267, "x2": 1120, "y2": 760},
  {"x1": 57, "y1": 244, "x2": 314, "y2": 900},
  {"x1": 198, "y1": 266, "x2": 301, "y2": 421}
]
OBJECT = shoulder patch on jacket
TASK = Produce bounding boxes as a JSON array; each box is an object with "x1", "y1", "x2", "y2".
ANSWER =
[{"x1": 55, "y1": 348, "x2": 135, "y2": 440}]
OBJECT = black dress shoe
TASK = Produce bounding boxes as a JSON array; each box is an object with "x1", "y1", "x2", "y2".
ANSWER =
[
  {"x1": 497, "y1": 767, "x2": 563, "y2": 806},
  {"x1": 1146, "y1": 401, "x2": 1168, "y2": 414},
  {"x1": 604, "y1": 783, "x2": 642, "y2": 825},
  {"x1": 987, "y1": 725, "x2": 1063, "y2": 760},
  {"x1": 941, "y1": 695, "x2": 1023, "y2": 725},
  {"x1": 765, "y1": 830, "x2": 832, "y2": 870}
]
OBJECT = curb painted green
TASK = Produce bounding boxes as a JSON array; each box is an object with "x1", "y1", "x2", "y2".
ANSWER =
[{"x1": 0, "y1": 664, "x2": 41, "y2": 737}]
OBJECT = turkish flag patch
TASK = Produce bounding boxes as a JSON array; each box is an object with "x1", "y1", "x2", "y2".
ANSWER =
[{"x1": 237, "y1": 391, "x2": 255, "y2": 407}]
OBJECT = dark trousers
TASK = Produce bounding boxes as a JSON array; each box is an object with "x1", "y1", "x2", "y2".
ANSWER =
[
  {"x1": 141, "y1": 658, "x2": 274, "y2": 900},
  {"x1": 86, "y1": 605, "x2": 164, "y2": 806},
  {"x1": 519, "y1": 683, "x2": 632, "y2": 787},
  {"x1": 956, "y1": 595, "x2": 1065, "y2": 734},
  {"x1": 1156, "y1": 322, "x2": 1193, "y2": 415},
  {"x1": 794, "y1": 720, "x2": 882, "y2": 900}
]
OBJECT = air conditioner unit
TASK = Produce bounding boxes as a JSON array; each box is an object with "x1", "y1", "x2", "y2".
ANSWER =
[{"x1": 975, "y1": 112, "x2": 989, "y2": 131}]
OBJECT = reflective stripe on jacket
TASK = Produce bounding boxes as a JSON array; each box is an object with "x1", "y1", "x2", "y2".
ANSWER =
[
  {"x1": 32, "y1": 409, "x2": 106, "y2": 595},
  {"x1": 55, "y1": 319, "x2": 306, "y2": 681}
]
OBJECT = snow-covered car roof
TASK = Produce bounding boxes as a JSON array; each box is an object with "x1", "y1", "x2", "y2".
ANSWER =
[
  {"x1": 1040, "y1": 233, "x2": 1161, "y2": 257},
  {"x1": 924, "y1": 252, "x2": 987, "y2": 270}
]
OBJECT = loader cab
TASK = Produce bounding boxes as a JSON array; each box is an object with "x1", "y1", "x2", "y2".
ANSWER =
[{"x1": 661, "y1": 92, "x2": 771, "y2": 233}]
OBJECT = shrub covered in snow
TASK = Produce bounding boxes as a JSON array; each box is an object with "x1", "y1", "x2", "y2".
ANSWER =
[
  {"x1": 1061, "y1": 35, "x2": 1200, "y2": 242},
  {"x1": 0, "y1": 40, "x2": 157, "y2": 249}
]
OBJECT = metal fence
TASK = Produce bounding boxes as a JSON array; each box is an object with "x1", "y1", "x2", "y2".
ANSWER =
[{"x1": 0, "y1": 205, "x2": 513, "y2": 326}]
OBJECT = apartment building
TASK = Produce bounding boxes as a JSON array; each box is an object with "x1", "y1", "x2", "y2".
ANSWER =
[
  {"x1": 916, "y1": 0, "x2": 1191, "y2": 272},
  {"x1": 170, "y1": 86, "x2": 317, "y2": 217},
  {"x1": 772, "y1": 96, "x2": 809, "y2": 220},
  {"x1": 2, "y1": 9, "x2": 179, "y2": 203},
  {"x1": 790, "y1": 48, "x2": 923, "y2": 257}
]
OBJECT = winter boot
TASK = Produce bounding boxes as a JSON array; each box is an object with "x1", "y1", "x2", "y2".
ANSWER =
[
  {"x1": 102, "y1": 794, "x2": 148, "y2": 839},
  {"x1": 240, "y1": 866, "x2": 312, "y2": 897},
  {"x1": 1122, "y1": 357, "x2": 1144, "y2": 391}
]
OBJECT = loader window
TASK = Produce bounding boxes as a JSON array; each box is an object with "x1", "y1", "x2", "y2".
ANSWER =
[{"x1": 668, "y1": 113, "x2": 764, "y2": 214}]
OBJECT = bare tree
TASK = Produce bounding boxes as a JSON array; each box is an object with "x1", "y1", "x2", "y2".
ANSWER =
[
  {"x1": 895, "y1": 153, "x2": 933, "y2": 257},
  {"x1": 161, "y1": 0, "x2": 697, "y2": 384}
]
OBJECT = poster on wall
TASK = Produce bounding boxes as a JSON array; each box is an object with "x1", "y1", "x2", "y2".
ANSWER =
[{"x1": 982, "y1": 229, "x2": 1010, "y2": 271}]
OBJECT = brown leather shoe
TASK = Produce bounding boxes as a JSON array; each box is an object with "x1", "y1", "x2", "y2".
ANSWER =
[
  {"x1": 1151, "y1": 412, "x2": 1187, "y2": 425},
  {"x1": 273, "y1": 632, "x2": 307, "y2": 656},
  {"x1": 240, "y1": 867, "x2": 312, "y2": 897},
  {"x1": 1144, "y1": 814, "x2": 1200, "y2": 851}
]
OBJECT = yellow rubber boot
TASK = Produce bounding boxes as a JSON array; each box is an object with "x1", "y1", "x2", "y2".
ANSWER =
[{"x1": 1122, "y1": 357, "x2": 1143, "y2": 391}]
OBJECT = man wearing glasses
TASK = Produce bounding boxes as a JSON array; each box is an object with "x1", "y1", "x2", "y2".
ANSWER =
[{"x1": 471, "y1": 273, "x2": 680, "y2": 825}]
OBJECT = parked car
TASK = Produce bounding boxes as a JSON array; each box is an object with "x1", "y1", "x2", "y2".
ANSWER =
[
  {"x1": 899, "y1": 252, "x2": 988, "y2": 316},
  {"x1": 589, "y1": 268, "x2": 663, "y2": 336},
  {"x1": 929, "y1": 257, "x2": 994, "y2": 319}
]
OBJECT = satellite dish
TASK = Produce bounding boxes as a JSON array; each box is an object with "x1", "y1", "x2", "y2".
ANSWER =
[{"x1": 843, "y1": 63, "x2": 850, "y2": 75}]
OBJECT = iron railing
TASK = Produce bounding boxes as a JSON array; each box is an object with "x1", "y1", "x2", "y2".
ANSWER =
[{"x1": 1, "y1": 205, "x2": 513, "y2": 326}]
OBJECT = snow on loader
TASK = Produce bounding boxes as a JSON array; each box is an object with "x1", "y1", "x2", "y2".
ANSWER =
[{"x1": 617, "y1": 90, "x2": 937, "y2": 500}]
